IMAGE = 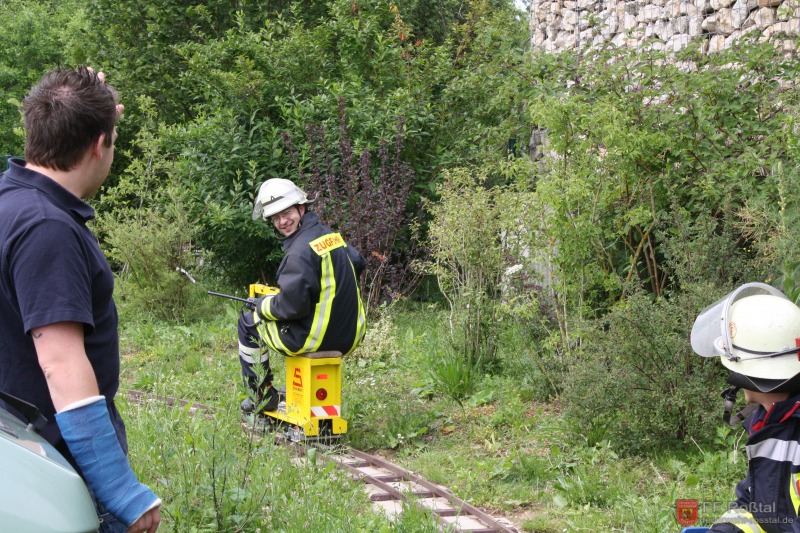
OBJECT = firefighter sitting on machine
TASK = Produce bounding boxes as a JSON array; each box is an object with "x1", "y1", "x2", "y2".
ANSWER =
[
  {"x1": 690, "y1": 282, "x2": 800, "y2": 533},
  {"x1": 238, "y1": 178, "x2": 366, "y2": 415}
]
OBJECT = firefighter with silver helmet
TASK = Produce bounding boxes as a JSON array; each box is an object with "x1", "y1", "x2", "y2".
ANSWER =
[
  {"x1": 238, "y1": 178, "x2": 366, "y2": 414},
  {"x1": 690, "y1": 282, "x2": 800, "y2": 533}
]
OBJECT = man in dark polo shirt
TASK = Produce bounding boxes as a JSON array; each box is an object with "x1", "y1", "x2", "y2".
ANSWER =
[{"x1": 0, "y1": 67, "x2": 160, "y2": 533}]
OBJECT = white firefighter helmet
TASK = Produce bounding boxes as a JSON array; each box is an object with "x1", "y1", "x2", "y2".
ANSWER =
[
  {"x1": 252, "y1": 178, "x2": 315, "y2": 221},
  {"x1": 690, "y1": 282, "x2": 800, "y2": 392}
]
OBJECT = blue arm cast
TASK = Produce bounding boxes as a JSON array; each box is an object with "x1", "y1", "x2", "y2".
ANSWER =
[{"x1": 55, "y1": 397, "x2": 160, "y2": 527}]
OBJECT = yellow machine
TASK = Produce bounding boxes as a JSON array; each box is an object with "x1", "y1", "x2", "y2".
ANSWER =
[
  {"x1": 248, "y1": 283, "x2": 280, "y2": 299},
  {"x1": 248, "y1": 284, "x2": 348, "y2": 442},
  {"x1": 266, "y1": 350, "x2": 346, "y2": 442}
]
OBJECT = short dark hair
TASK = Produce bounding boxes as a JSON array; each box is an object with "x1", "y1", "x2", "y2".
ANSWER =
[{"x1": 23, "y1": 66, "x2": 119, "y2": 171}]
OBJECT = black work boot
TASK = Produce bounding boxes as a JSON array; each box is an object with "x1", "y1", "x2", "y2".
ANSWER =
[
  {"x1": 260, "y1": 385, "x2": 280, "y2": 412},
  {"x1": 240, "y1": 397, "x2": 256, "y2": 415},
  {"x1": 241, "y1": 384, "x2": 280, "y2": 414}
]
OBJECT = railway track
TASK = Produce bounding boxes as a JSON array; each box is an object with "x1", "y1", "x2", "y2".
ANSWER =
[
  {"x1": 126, "y1": 390, "x2": 519, "y2": 532},
  {"x1": 328, "y1": 447, "x2": 518, "y2": 532}
]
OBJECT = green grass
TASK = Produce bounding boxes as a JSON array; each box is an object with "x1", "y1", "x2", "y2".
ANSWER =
[{"x1": 117, "y1": 300, "x2": 743, "y2": 532}]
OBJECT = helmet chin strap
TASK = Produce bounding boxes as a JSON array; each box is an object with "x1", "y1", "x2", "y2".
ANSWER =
[{"x1": 720, "y1": 385, "x2": 758, "y2": 426}]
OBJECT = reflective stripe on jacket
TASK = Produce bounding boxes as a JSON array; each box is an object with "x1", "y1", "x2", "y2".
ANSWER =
[{"x1": 257, "y1": 211, "x2": 366, "y2": 356}]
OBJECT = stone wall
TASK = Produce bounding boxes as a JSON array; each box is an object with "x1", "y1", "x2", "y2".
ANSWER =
[{"x1": 530, "y1": 0, "x2": 800, "y2": 54}]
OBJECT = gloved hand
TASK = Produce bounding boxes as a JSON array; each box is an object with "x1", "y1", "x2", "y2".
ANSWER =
[
  {"x1": 244, "y1": 297, "x2": 259, "y2": 311},
  {"x1": 246, "y1": 296, "x2": 263, "y2": 324},
  {"x1": 245, "y1": 285, "x2": 280, "y2": 323},
  {"x1": 251, "y1": 295, "x2": 277, "y2": 323}
]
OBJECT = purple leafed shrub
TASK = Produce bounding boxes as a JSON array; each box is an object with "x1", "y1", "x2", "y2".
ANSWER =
[{"x1": 282, "y1": 98, "x2": 423, "y2": 313}]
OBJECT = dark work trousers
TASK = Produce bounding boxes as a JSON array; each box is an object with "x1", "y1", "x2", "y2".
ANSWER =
[{"x1": 237, "y1": 310, "x2": 273, "y2": 394}]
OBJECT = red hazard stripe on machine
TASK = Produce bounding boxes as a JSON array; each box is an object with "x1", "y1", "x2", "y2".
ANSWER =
[{"x1": 311, "y1": 405, "x2": 341, "y2": 417}]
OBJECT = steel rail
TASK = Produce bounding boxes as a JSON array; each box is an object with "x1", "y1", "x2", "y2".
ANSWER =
[{"x1": 331, "y1": 448, "x2": 518, "y2": 532}]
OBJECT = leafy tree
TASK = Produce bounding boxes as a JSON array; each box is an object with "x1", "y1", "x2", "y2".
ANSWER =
[
  {"x1": 84, "y1": 0, "x2": 277, "y2": 125},
  {"x1": 0, "y1": 0, "x2": 85, "y2": 156},
  {"x1": 434, "y1": 0, "x2": 536, "y2": 171},
  {"x1": 388, "y1": 0, "x2": 516, "y2": 46},
  {"x1": 88, "y1": 0, "x2": 489, "y2": 289},
  {"x1": 81, "y1": 0, "x2": 522, "y2": 168}
]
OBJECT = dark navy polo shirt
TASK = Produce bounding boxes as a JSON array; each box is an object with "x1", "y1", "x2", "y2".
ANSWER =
[{"x1": 0, "y1": 158, "x2": 125, "y2": 467}]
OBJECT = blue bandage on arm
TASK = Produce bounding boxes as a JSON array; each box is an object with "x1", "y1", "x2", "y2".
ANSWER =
[{"x1": 55, "y1": 397, "x2": 160, "y2": 527}]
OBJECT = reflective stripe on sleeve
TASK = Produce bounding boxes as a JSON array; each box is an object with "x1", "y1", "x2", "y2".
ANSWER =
[
  {"x1": 747, "y1": 438, "x2": 800, "y2": 464},
  {"x1": 258, "y1": 294, "x2": 278, "y2": 321}
]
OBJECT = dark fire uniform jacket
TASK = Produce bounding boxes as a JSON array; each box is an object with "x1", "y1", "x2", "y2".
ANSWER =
[
  {"x1": 256, "y1": 211, "x2": 366, "y2": 356},
  {"x1": 710, "y1": 394, "x2": 800, "y2": 533}
]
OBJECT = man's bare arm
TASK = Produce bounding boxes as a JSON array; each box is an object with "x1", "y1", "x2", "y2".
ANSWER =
[{"x1": 32, "y1": 321, "x2": 99, "y2": 411}]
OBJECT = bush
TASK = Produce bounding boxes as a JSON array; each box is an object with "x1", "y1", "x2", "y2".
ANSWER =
[
  {"x1": 424, "y1": 167, "x2": 507, "y2": 370},
  {"x1": 99, "y1": 190, "x2": 215, "y2": 323},
  {"x1": 560, "y1": 286, "x2": 728, "y2": 455},
  {"x1": 284, "y1": 103, "x2": 423, "y2": 312},
  {"x1": 526, "y1": 38, "x2": 799, "y2": 319}
]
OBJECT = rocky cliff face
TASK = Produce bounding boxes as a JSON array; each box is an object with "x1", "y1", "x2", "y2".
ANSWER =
[{"x1": 530, "y1": 0, "x2": 799, "y2": 53}]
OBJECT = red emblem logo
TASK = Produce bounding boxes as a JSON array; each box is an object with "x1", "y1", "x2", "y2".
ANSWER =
[{"x1": 676, "y1": 499, "x2": 699, "y2": 527}]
